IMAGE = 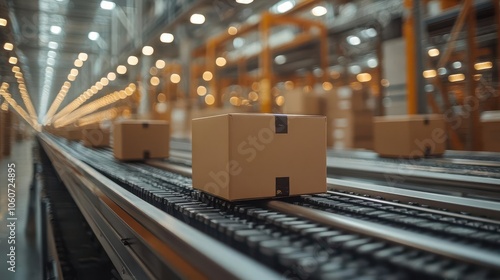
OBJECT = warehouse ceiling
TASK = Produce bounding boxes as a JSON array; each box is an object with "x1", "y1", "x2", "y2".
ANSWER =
[{"x1": 0, "y1": 0, "x2": 405, "y2": 126}]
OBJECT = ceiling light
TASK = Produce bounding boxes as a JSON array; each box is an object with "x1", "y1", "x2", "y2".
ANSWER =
[
  {"x1": 0, "y1": 18, "x2": 7, "y2": 26},
  {"x1": 205, "y1": 94, "x2": 215, "y2": 105},
  {"x1": 349, "y1": 65, "x2": 361, "y2": 74},
  {"x1": 216, "y1": 57, "x2": 227, "y2": 67},
  {"x1": 127, "y1": 55, "x2": 139, "y2": 65},
  {"x1": 50, "y1": 25, "x2": 62, "y2": 34},
  {"x1": 47, "y1": 57, "x2": 55, "y2": 66},
  {"x1": 197, "y1": 86, "x2": 207, "y2": 96},
  {"x1": 356, "y1": 73, "x2": 372, "y2": 82},
  {"x1": 68, "y1": 74, "x2": 76, "y2": 81},
  {"x1": 9, "y1": 57, "x2": 17, "y2": 64},
  {"x1": 311, "y1": 6, "x2": 327, "y2": 16},
  {"x1": 347, "y1": 35, "x2": 361, "y2": 46},
  {"x1": 70, "y1": 68, "x2": 78, "y2": 76},
  {"x1": 142, "y1": 46, "x2": 154, "y2": 56},
  {"x1": 150, "y1": 77, "x2": 160, "y2": 86},
  {"x1": 202, "y1": 71, "x2": 213, "y2": 81},
  {"x1": 78, "y1": 53, "x2": 88, "y2": 61},
  {"x1": 107, "y1": 72, "x2": 116, "y2": 81},
  {"x1": 117, "y1": 65, "x2": 127, "y2": 74},
  {"x1": 88, "y1": 31, "x2": 99, "y2": 41},
  {"x1": 474, "y1": 61, "x2": 492, "y2": 70},
  {"x1": 276, "y1": 0, "x2": 294, "y2": 13},
  {"x1": 3, "y1": 42, "x2": 13, "y2": 51},
  {"x1": 170, "y1": 74, "x2": 181, "y2": 83},
  {"x1": 228, "y1": 26, "x2": 238, "y2": 35},
  {"x1": 100, "y1": 0, "x2": 115, "y2": 10},
  {"x1": 274, "y1": 55, "x2": 286, "y2": 65},
  {"x1": 452, "y1": 61, "x2": 462, "y2": 69},
  {"x1": 233, "y1": 37, "x2": 245, "y2": 48},
  {"x1": 428, "y1": 48, "x2": 439, "y2": 57},
  {"x1": 423, "y1": 69, "x2": 437, "y2": 78},
  {"x1": 236, "y1": 0, "x2": 254, "y2": 4},
  {"x1": 367, "y1": 58, "x2": 378, "y2": 68},
  {"x1": 101, "y1": 77, "x2": 109, "y2": 86},
  {"x1": 362, "y1": 28, "x2": 377, "y2": 38},
  {"x1": 155, "y1": 59, "x2": 166, "y2": 69},
  {"x1": 74, "y1": 59, "x2": 83, "y2": 67},
  {"x1": 437, "y1": 67, "x2": 447, "y2": 75},
  {"x1": 190, "y1": 14, "x2": 205, "y2": 24},
  {"x1": 48, "y1": 41, "x2": 58, "y2": 49},
  {"x1": 448, "y1": 73, "x2": 465, "y2": 82},
  {"x1": 160, "y1": 33, "x2": 174, "y2": 43}
]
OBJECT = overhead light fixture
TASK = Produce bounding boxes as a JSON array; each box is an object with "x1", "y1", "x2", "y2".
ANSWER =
[
  {"x1": 50, "y1": 25, "x2": 62, "y2": 34},
  {"x1": 356, "y1": 73, "x2": 372, "y2": 82},
  {"x1": 448, "y1": 73, "x2": 465, "y2": 82},
  {"x1": 107, "y1": 72, "x2": 116, "y2": 81},
  {"x1": 8, "y1": 57, "x2": 17, "y2": 64},
  {"x1": 311, "y1": 6, "x2": 327, "y2": 17},
  {"x1": 170, "y1": 74, "x2": 181, "y2": 83},
  {"x1": 216, "y1": 57, "x2": 227, "y2": 67},
  {"x1": 367, "y1": 58, "x2": 378, "y2": 68},
  {"x1": 428, "y1": 48, "x2": 440, "y2": 57},
  {"x1": 362, "y1": 28, "x2": 377, "y2": 38},
  {"x1": 142, "y1": 46, "x2": 154, "y2": 56},
  {"x1": 423, "y1": 69, "x2": 437, "y2": 78},
  {"x1": 276, "y1": 0, "x2": 294, "y2": 13},
  {"x1": 155, "y1": 59, "x2": 166, "y2": 69},
  {"x1": 274, "y1": 55, "x2": 286, "y2": 65},
  {"x1": 202, "y1": 71, "x2": 213, "y2": 81},
  {"x1": 48, "y1": 50, "x2": 57, "y2": 58},
  {"x1": 88, "y1": 31, "x2": 99, "y2": 41},
  {"x1": 474, "y1": 61, "x2": 492, "y2": 70},
  {"x1": 48, "y1": 41, "x2": 59, "y2": 49},
  {"x1": 349, "y1": 65, "x2": 361, "y2": 74},
  {"x1": 127, "y1": 55, "x2": 139, "y2": 65},
  {"x1": 190, "y1": 14, "x2": 205, "y2": 24},
  {"x1": 452, "y1": 61, "x2": 462, "y2": 69},
  {"x1": 0, "y1": 18, "x2": 7, "y2": 27},
  {"x1": 74, "y1": 59, "x2": 83, "y2": 67},
  {"x1": 116, "y1": 65, "x2": 127, "y2": 74},
  {"x1": 47, "y1": 57, "x2": 55, "y2": 66},
  {"x1": 205, "y1": 94, "x2": 215, "y2": 105},
  {"x1": 228, "y1": 26, "x2": 238, "y2": 35},
  {"x1": 160, "y1": 33, "x2": 174, "y2": 43},
  {"x1": 78, "y1": 53, "x2": 88, "y2": 61},
  {"x1": 101, "y1": 77, "x2": 109, "y2": 86},
  {"x1": 236, "y1": 0, "x2": 253, "y2": 4},
  {"x1": 70, "y1": 68, "x2": 79, "y2": 76},
  {"x1": 197, "y1": 86, "x2": 207, "y2": 96},
  {"x1": 100, "y1": 0, "x2": 116, "y2": 10},
  {"x1": 150, "y1": 77, "x2": 160, "y2": 86},
  {"x1": 3, "y1": 42, "x2": 13, "y2": 51},
  {"x1": 68, "y1": 74, "x2": 76, "y2": 81},
  {"x1": 347, "y1": 35, "x2": 361, "y2": 46},
  {"x1": 437, "y1": 67, "x2": 447, "y2": 75}
]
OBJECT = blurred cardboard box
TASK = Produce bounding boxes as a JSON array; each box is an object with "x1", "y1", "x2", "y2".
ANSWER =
[
  {"x1": 192, "y1": 113, "x2": 326, "y2": 201},
  {"x1": 481, "y1": 111, "x2": 500, "y2": 152},
  {"x1": 113, "y1": 120, "x2": 170, "y2": 160},
  {"x1": 374, "y1": 114, "x2": 446, "y2": 158},
  {"x1": 82, "y1": 128, "x2": 110, "y2": 148},
  {"x1": 63, "y1": 127, "x2": 82, "y2": 141},
  {"x1": 283, "y1": 90, "x2": 321, "y2": 115}
]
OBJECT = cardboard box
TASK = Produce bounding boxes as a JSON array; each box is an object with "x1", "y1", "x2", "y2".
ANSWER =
[
  {"x1": 481, "y1": 111, "x2": 500, "y2": 152},
  {"x1": 82, "y1": 128, "x2": 110, "y2": 148},
  {"x1": 63, "y1": 127, "x2": 82, "y2": 141},
  {"x1": 374, "y1": 114, "x2": 446, "y2": 158},
  {"x1": 327, "y1": 109, "x2": 374, "y2": 149},
  {"x1": 192, "y1": 113, "x2": 327, "y2": 201},
  {"x1": 113, "y1": 120, "x2": 170, "y2": 160},
  {"x1": 283, "y1": 90, "x2": 321, "y2": 115}
]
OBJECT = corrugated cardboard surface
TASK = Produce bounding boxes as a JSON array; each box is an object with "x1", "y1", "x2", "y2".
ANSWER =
[
  {"x1": 192, "y1": 113, "x2": 327, "y2": 201},
  {"x1": 481, "y1": 111, "x2": 500, "y2": 152},
  {"x1": 113, "y1": 120, "x2": 170, "y2": 160},
  {"x1": 374, "y1": 114, "x2": 446, "y2": 158},
  {"x1": 283, "y1": 90, "x2": 321, "y2": 115},
  {"x1": 82, "y1": 128, "x2": 110, "y2": 148}
]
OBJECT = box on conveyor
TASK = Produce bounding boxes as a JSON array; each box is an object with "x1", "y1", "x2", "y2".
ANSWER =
[
  {"x1": 113, "y1": 120, "x2": 170, "y2": 161},
  {"x1": 192, "y1": 113, "x2": 327, "y2": 201},
  {"x1": 374, "y1": 114, "x2": 446, "y2": 158},
  {"x1": 62, "y1": 127, "x2": 82, "y2": 141},
  {"x1": 282, "y1": 90, "x2": 321, "y2": 115},
  {"x1": 82, "y1": 128, "x2": 110, "y2": 148},
  {"x1": 481, "y1": 111, "x2": 500, "y2": 152}
]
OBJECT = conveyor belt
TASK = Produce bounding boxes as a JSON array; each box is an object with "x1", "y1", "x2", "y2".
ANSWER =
[{"x1": 41, "y1": 134, "x2": 500, "y2": 279}]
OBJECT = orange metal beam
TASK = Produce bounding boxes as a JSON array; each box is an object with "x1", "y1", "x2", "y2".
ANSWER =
[
  {"x1": 260, "y1": 12, "x2": 273, "y2": 113},
  {"x1": 427, "y1": 93, "x2": 464, "y2": 149},
  {"x1": 466, "y1": 3, "x2": 481, "y2": 150},
  {"x1": 404, "y1": 0, "x2": 418, "y2": 114},
  {"x1": 494, "y1": 0, "x2": 500, "y2": 109}
]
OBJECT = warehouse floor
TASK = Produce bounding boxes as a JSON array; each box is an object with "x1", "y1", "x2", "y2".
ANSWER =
[{"x1": 0, "y1": 139, "x2": 42, "y2": 280}]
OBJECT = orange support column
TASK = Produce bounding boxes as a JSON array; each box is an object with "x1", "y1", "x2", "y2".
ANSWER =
[
  {"x1": 404, "y1": 0, "x2": 418, "y2": 114},
  {"x1": 259, "y1": 12, "x2": 272, "y2": 113}
]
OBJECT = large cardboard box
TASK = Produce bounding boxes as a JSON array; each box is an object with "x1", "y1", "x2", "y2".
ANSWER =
[
  {"x1": 82, "y1": 128, "x2": 110, "y2": 148},
  {"x1": 192, "y1": 113, "x2": 327, "y2": 201},
  {"x1": 374, "y1": 114, "x2": 446, "y2": 158},
  {"x1": 481, "y1": 111, "x2": 500, "y2": 152},
  {"x1": 113, "y1": 120, "x2": 170, "y2": 160},
  {"x1": 63, "y1": 127, "x2": 82, "y2": 141},
  {"x1": 328, "y1": 109, "x2": 374, "y2": 149}
]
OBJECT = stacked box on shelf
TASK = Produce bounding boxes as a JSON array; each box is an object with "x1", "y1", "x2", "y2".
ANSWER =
[
  {"x1": 481, "y1": 111, "x2": 500, "y2": 152},
  {"x1": 323, "y1": 86, "x2": 374, "y2": 149}
]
